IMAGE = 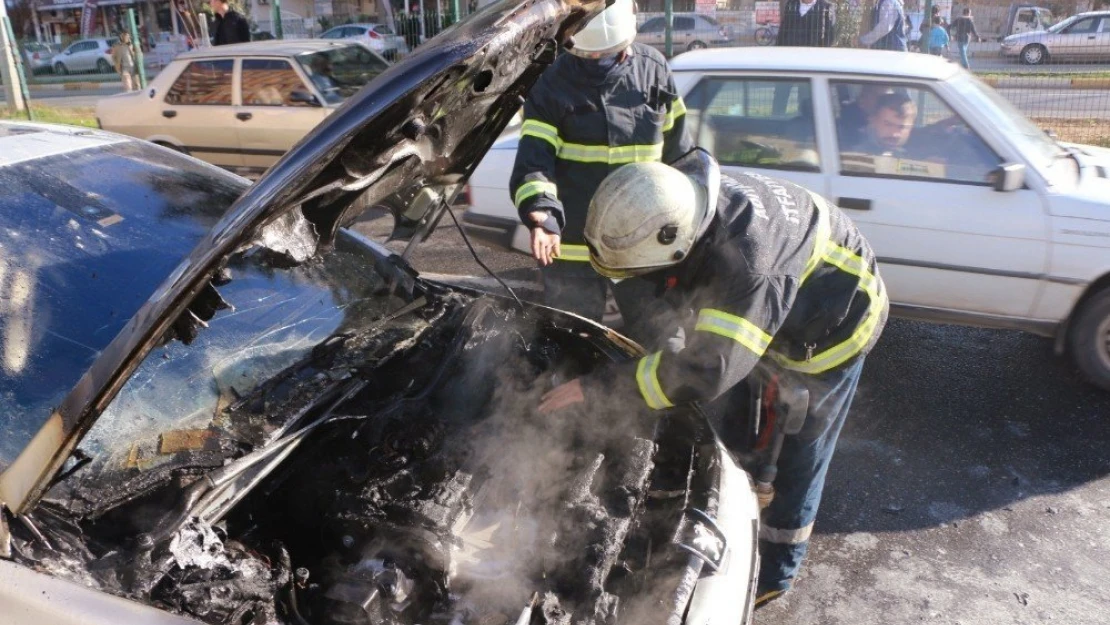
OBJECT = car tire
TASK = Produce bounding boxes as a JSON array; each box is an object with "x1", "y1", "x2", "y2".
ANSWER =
[
  {"x1": 54, "y1": 62, "x2": 68, "y2": 75},
  {"x1": 97, "y1": 59, "x2": 112, "y2": 74},
  {"x1": 687, "y1": 40, "x2": 708, "y2": 51},
  {"x1": 1069, "y1": 288, "x2": 1110, "y2": 392},
  {"x1": 1020, "y1": 44, "x2": 1047, "y2": 65}
]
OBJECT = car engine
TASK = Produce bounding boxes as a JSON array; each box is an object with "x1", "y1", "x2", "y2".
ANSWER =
[{"x1": 11, "y1": 293, "x2": 724, "y2": 625}]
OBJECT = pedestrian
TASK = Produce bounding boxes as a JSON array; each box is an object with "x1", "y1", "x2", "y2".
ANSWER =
[
  {"x1": 508, "y1": 0, "x2": 693, "y2": 342},
  {"x1": 949, "y1": 7, "x2": 982, "y2": 69},
  {"x1": 776, "y1": 0, "x2": 836, "y2": 47},
  {"x1": 538, "y1": 149, "x2": 888, "y2": 609},
  {"x1": 773, "y1": 0, "x2": 834, "y2": 115},
  {"x1": 927, "y1": 18, "x2": 950, "y2": 56},
  {"x1": 112, "y1": 32, "x2": 139, "y2": 92},
  {"x1": 211, "y1": 0, "x2": 250, "y2": 46},
  {"x1": 858, "y1": 0, "x2": 907, "y2": 51}
]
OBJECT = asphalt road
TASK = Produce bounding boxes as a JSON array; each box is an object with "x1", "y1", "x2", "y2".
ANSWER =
[{"x1": 353, "y1": 209, "x2": 1110, "y2": 625}]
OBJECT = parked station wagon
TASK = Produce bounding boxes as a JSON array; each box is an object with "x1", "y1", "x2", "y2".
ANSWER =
[{"x1": 463, "y1": 48, "x2": 1110, "y2": 390}]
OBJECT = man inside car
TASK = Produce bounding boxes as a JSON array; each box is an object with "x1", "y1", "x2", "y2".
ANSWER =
[{"x1": 852, "y1": 90, "x2": 917, "y2": 156}]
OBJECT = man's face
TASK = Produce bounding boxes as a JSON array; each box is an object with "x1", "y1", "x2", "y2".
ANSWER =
[
  {"x1": 210, "y1": 0, "x2": 224, "y2": 14},
  {"x1": 870, "y1": 105, "x2": 915, "y2": 149}
]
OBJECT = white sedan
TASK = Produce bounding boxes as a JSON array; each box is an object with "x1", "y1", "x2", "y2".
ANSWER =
[{"x1": 463, "y1": 48, "x2": 1110, "y2": 390}]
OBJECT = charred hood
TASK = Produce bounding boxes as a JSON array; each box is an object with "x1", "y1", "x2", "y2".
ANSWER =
[{"x1": 0, "y1": 0, "x2": 607, "y2": 514}]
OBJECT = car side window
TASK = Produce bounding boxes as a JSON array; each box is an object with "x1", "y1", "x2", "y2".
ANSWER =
[
  {"x1": 683, "y1": 77, "x2": 820, "y2": 172},
  {"x1": 639, "y1": 17, "x2": 664, "y2": 33},
  {"x1": 241, "y1": 58, "x2": 315, "y2": 107},
  {"x1": 674, "y1": 16, "x2": 695, "y2": 31},
  {"x1": 165, "y1": 59, "x2": 235, "y2": 106},
  {"x1": 321, "y1": 28, "x2": 340, "y2": 39},
  {"x1": 831, "y1": 81, "x2": 1001, "y2": 185},
  {"x1": 1065, "y1": 17, "x2": 1098, "y2": 34}
]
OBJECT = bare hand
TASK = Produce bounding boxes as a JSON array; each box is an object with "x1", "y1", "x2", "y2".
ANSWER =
[
  {"x1": 538, "y1": 379, "x2": 585, "y2": 414},
  {"x1": 531, "y1": 227, "x2": 561, "y2": 266}
]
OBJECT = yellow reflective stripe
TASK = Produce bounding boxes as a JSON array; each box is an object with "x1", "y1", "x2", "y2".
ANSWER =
[
  {"x1": 514, "y1": 180, "x2": 557, "y2": 208},
  {"x1": 557, "y1": 142, "x2": 664, "y2": 164},
  {"x1": 555, "y1": 244, "x2": 591, "y2": 262},
  {"x1": 662, "y1": 96, "x2": 688, "y2": 132},
  {"x1": 771, "y1": 243, "x2": 886, "y2": 374},
  {"x1": 636, "y1": 352, "x2": 674, "y2": 410},
  {"x1": 521, "y1": 119, "x2": 562, "y2": 150},
  {"x1": 694, "y1": 309, "x2": 772, "y2": 356},
  {"x1": 801, "y1": 192, "x2": 832, "y2": 284}
]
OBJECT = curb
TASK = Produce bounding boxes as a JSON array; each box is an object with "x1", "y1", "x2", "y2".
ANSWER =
[
  {"x1": 29, "y1": 81, "x2": 123, "y2": 92},
  {"x1": 977, "y1": 76, "x2": 1110, "y2": 90}
]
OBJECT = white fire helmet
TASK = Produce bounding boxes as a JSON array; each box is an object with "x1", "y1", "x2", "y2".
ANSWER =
[
  {"x1": 585, "y1": 150, "x2": 720, "y2": 279},
  {"x1": 569, "y1": 0, "x2": 638, "y2": 59}
]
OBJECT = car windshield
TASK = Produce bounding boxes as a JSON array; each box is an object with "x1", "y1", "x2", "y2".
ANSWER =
[
  {"x1": 47, "y1": 229, "x2": 402, "y2": 512},
  {"x1": 0, "y1": 141, "x2": 246, "y2": 471},
  {"x1": 949, "y1": 73, "x2": 1076, "y2": 184},
  {"x1": 296, "y1": 44, "x2": 389, "y2": 105},
  {"x1": 700, "y1": 15, "x2": 720, "y2": 25},
  {"x1": 1047, "y1": 16, "x2": 1076, "y2": 32}
]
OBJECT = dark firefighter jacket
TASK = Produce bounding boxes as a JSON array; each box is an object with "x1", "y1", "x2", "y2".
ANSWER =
[
  {"x1": 590, "y1": 172, "x2": 889, "y2": 410},
  {"x1": 509, "y1": 43, "x2": 693, "y2": 262}
]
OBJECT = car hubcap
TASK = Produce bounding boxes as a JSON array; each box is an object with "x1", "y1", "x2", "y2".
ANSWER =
[
  {"x1": 1097, "y1": 315, "x2": 1110, "y2": 372},
  {"x1": 1026, "y1": 48, "x2": 1042, "y2": 63}
]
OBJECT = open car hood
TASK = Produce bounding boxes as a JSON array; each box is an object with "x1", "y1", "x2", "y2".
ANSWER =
[{"x1": 0, "y1": 0, "x2": 605, "y2": 515}]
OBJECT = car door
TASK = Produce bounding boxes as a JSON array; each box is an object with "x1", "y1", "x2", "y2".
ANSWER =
[
  {"x1": 637, "y1": 17, "x2": 665, "y2": 51},
  {"x1": 235, "y1": 57, "x2": 331, "y2": 171},
  {"x1": 825, "y1": 79, "x2": 1048, "y2": 317},
  {"x1": 1055, "y1": 15, "x2": 1101, "y2": 57},
  {"x1": 70, "y1": 41, "x2": 93, "y2": 72},
  {"x1": 1090, "y1": 16, "x2": 1110, "y2": 60},
  {"x1": 160, "y1": 58, "x2": 243, "y2": 168},
  {"x1": 681, "y1": 74, "x2": 826, "y2": 194},
  {"x1": 674, "y1": 16, "x2": 695, "y2": 48}
]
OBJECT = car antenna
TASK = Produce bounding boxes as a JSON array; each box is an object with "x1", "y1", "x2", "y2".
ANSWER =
[{"x1": 443, "y1": 201, "x2": 526, "y2": 312}]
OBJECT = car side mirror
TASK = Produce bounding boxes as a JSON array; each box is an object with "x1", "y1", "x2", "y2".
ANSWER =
[
  {"x1": 990, "y1": 163, "x2": 1026, "y2": 192},
  {"x1": 290, "y1": 90, "x2": 322, "y2": 107}
]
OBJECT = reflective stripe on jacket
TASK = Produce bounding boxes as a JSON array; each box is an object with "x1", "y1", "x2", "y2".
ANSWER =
[
  {"x1": 591, "y1": 173, "x2": 889, "y2": 410},
  {"x1": 509, "y1": 43, "x2": 693, "y2": 251}
]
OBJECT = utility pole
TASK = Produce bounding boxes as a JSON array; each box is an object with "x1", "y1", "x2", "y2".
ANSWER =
[
  {"x1": 272, "y1": 0, "x2": 284, "y2": 38},
  {"x1": 664, "y1": 0, "x2": 673, "y2": 57},
  {"x1": 0, "y1": 0, "x2": 25, "y2": 114},
  {"x1": 127, "y1": 8, "x2": 146, "y2": 89}
]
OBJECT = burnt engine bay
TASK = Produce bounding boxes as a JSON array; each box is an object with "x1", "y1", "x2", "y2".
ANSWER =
[{"x1": 11, "y1": 291, "x2": 722, "y2": 625}]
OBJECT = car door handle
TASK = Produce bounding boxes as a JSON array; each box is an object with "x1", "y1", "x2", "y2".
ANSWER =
[
  {"x1": 162, "y1": 110, "x2": 177, "y2": 118},
  {"x1": 838, "y1": 197, "x2": 872, "y2": 211},
  {"x1": 236, "y1": 112, "x2": 253, "y2": 121}
]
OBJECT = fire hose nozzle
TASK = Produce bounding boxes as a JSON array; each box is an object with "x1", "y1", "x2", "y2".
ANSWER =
[{"x1": 755, "y1": 481, "x2": 775, "y2": 509}]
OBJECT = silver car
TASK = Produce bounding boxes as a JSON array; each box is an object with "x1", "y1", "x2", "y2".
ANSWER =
[
  {"x1": 20, "y1": 41, "x2": 58, "y2": 75},
  {"x1": 319, "y1": 22, "x2": 409, "y2": 60},
  {"x1": 636, "y1": 14, "x2": 734, "y2": 54},
  {"x1": 53, "y1": 37, "x2": 116, "y2": 74},
  {"x1": 1001, "y1": 10, "x2": 1110, "y2": 65}
]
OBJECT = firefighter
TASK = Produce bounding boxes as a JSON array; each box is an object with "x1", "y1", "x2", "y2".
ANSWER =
[
  {"x1": 538, "y1": 149, "x2": 889, "y2": 607},
  {"x1": 509, "y1": 0, "x2": 693, "y2": 341}
]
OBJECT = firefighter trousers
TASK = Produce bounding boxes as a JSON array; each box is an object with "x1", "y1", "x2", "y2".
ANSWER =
[{"x1": 758, "y1": 356, "x2": 865, "y2": 592}]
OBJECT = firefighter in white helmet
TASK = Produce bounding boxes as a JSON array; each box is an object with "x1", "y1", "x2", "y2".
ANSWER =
[
  {"x1": 509, "y1": 0, "x2": 692, "y2": 342},
  {"x1": 538, "y1": 149, "x2": 889, "y2": 608}
]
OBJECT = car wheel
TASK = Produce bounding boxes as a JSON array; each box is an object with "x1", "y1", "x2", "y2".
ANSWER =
[
  {"x1": 687, "y1": 40, "x2": 707, "y2": 51},
  {"x1": 1020, "y1": 44, "x2": 1047, "y2": 65},
  {"x1": 1069, "y1": 288, "x2": 1110, "y2": 392},
  {"x1": 97, "y1": 58, "x2": 112, "y2": 74},
  {"x1": 54, "y1": 62, "x2": 67, "y2": 75}
]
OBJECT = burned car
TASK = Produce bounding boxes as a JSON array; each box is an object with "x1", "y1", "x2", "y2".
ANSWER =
[{"x1": 0, "y1": 1, "x2": 760, "y2": 624}]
